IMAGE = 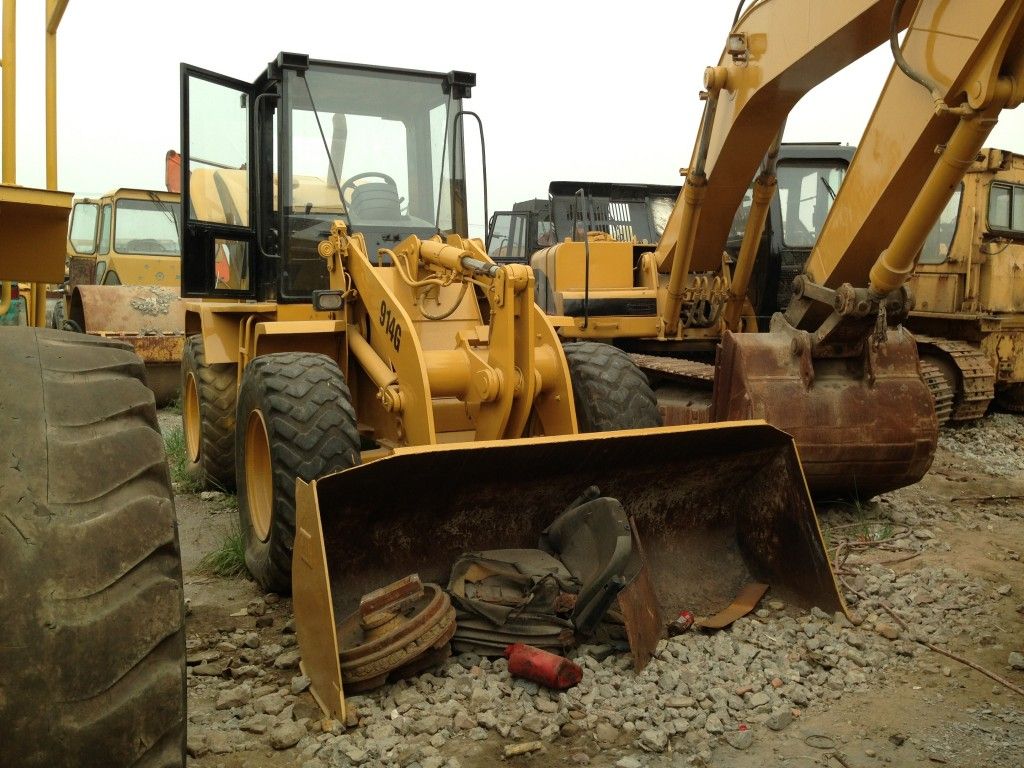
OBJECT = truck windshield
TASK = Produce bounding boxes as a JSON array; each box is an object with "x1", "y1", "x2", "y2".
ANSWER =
[
  {"x1": 114, "y1": 199, "x2": 182, "y2": 256},
  {"x1": 281, "y1": 64, "x2": 464, "y2": 298}
]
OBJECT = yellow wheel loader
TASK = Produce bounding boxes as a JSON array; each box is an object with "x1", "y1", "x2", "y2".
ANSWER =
[
  {"x1": 498, "y1": 0, "x2": 1024, "y2": 500},
  {"x1": 0, "y1": 2, "x2": 186, "y2": 765},
  {"x1": 55, "y1": 186, "x2": 185, "y2": 405},
  {"x1": 179, "y1": 53, "x2": 846, "y2": 720}
]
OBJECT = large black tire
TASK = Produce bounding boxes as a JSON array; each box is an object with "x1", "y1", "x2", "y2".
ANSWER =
[
  {"x1": 182, "y1": 335, "x2": 237, "y2": 491},
  {"x1": 0, "y1": 328, "x2": 186, "y2": 767},
  {"x1": 49, "y1": 296, "x2": 65, "y2": 329},
  {"x1": 236, "y1": 353, "x2": 361, "y2": 594},
  {"x1": 563, "y1": 341, "x2": 662, "y2": 431}
]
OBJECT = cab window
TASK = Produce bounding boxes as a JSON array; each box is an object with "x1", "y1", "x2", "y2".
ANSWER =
[
  {"x1": 989, "y1": 182, "x2": 1024, "y2": 235},
  {"x1": 97, "y1": 204, "x2": 112, "y2": 255},
  {"x1": 69, "y1": 202, "x2": 99, "y2": 254},
  {"x1": 920, "y1": 185, "x2": 963, "y2": 264},
  {"x1": 777, "y1": 163, "x2": 846, "y2": 248},
  {"x1": 487, "y1": 212, "x2": 529, "y2": 264}
]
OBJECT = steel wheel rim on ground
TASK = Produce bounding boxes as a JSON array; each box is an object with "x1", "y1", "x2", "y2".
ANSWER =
[
  {"x1": 183, "y1": 371, "x2": 202, "y2": 463},
  {"x1": 245, "y1": 409, "x2": 274, "y2": 542}
]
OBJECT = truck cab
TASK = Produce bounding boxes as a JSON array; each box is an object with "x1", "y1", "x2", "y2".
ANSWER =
[{"x1": 65, "y1": 188, "x2": 181, "y2": 289}]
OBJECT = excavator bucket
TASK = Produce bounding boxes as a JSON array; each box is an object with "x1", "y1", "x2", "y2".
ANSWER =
[
  {"x1": 712, "y1": 328, "x2": 937, "y2": 500},
  {"x1": 68, "y1": 285, "x2": 185, "y2": 406},
  {"x1": 293, "y1": 421, "x2": 846, "y2": 720}
]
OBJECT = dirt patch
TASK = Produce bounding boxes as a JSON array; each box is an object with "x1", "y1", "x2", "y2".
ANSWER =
[{"x1": 173, "y1": 410, "x2": 1024, "y2": 767}]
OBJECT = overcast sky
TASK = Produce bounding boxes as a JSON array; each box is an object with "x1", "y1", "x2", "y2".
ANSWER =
[{"x1": 8, "y1": 1, "x2": 1024, "y2": 236}]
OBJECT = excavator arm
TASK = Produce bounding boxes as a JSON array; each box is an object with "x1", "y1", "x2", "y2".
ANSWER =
[
  {"x1": 654, "y1": 0, "x2": 916, "y2": 335},
  {"x1": 801, "y1": 0, "x2": 1024, "y2": 298},
  {"x1": 655, "y1": 0, "x2": 1024, "y2": 498}
]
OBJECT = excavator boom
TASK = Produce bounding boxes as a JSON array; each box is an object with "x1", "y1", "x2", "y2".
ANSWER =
[
  {"x1": 655, "y1": 0, "x2": 915, "y2": 282},
  {"x1": 804, "y1": 1, "x2": 1024, "y2": 291},
  {"x1": 651, "y1": 0, "x2": 1024, "y2": 497}
]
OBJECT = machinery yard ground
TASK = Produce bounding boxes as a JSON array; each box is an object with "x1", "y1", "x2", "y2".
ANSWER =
[{"x1": 162, "y1": 409, "x2": 1024, "y2": 768}]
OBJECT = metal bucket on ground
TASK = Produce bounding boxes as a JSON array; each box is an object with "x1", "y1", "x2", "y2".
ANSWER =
[{"x1": 292, "y1": 420, "x2": 846, "y2": 720}]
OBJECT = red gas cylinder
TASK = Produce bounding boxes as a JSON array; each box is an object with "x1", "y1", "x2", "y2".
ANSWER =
[{"x1": 504, "y1": 643, "x2": 583, "y2": 690}]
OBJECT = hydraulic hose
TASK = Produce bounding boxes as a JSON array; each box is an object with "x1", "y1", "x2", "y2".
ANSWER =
[{"x1": 890, "y1": 0, "x2": 943, "y2": 101}]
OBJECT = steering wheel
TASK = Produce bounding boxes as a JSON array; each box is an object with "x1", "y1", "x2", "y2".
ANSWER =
[{"x1": 339, "y1": 172, "x2": 398, "y2": 206}]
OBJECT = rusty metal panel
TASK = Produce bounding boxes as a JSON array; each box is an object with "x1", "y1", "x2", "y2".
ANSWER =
[
  {"x1": 121, "y1": 334, "x2": 185, "y2": 363},
  {"x1": 73, "y1": 285, "x2": 184, "y2": 335},
  {"x1": 618, "y1": 516, "x2": 663, "y2": 673},
  {"x1": 711, "y1": 329, "x2": 937, "y2": 499}
]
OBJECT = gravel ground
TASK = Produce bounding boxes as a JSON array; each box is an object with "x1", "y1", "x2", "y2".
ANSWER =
[{"x1": 168, "y1": 411, "x2": 1024, "y2": 768}]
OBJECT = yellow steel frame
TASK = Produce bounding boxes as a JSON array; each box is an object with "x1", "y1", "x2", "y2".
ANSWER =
[
  {"x1": 187, "y1": 222, "x2": 579, "y2": 451},
  {"x1": 1, "y1": 0, "x2": 72, "y2": 326}
]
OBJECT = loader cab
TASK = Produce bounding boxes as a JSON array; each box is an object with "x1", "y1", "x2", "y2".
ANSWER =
[
  {"x1": 180, "y1": 53, "x2": 474, "y2": 303},
  {"x1": 727, "y1": 144, "x2": 855, "y2": 328},
  {"x1": 486, "y1": 182, "x2": 678, "y2": 267},
  {"x1": 485, "y1": 199, "x2": 551, "y2": 265}
]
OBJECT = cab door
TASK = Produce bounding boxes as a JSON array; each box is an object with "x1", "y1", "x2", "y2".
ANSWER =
[{"x1": 180, "y1": 64, "x2": 259, "y2": 299}]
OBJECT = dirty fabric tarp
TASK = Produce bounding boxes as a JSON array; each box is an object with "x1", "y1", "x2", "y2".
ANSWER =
[{"x1": 448, "y1": 549, "x2": 579, "y2": 654}]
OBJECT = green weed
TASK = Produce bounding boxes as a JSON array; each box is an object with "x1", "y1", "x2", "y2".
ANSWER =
[
  {"x1": 196, "y1": 524, "x2": 248, "y2": 579},
  {"x1": 163, "y1": 426, "x2": 204, "y2": 493}
]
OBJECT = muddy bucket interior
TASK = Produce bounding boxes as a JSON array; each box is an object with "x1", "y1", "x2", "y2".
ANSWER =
[{"x1": 293, "y1": 421, "x2": 845, "y2": 719}]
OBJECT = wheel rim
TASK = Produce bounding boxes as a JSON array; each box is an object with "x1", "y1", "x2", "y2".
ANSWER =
[
  {"x1": 183, "y1": 372, "x2": 201, "y2": 463},
  {"x1": 245, "y1": 409, "x2": 274, "y2": 543}
]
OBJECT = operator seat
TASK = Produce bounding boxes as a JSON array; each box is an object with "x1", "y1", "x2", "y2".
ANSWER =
[{"x1": 349, "y1": 180, "x2": 403, "y2": 221}]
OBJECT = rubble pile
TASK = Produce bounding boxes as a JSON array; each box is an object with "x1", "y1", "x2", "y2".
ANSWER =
[
  {"x1": 181, "y1": 417, "x2": 1024, "y2": 766},
  {"x1": 184, "y1": 553, "x2": 1011, "y2": 766}
]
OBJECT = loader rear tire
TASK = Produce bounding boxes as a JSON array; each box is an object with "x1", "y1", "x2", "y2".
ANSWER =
[
  {"x1": 236, "y1": 353, "x2": 361, "y2": 594},
  {"x1": 182, "y1": 334, "x2": 237, "y2": 491},
  {"x1": 563, "y1": 342, "x2": 662, "y2": 431},
  {"x1": 0, "y1": 327, "x2": 186, "y2": 767}
]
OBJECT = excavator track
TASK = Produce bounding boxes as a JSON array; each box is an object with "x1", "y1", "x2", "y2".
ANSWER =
[
  {"x1": 629, "y1": 353, "x2": 715, "y2": 386},
  {"x1": 918, "y1": 360, "x2": 955, "y2": 426},
  {"x1": 915, "y1": 336, "x2": 995, "y2": 423},
  {"x1": 629, "y1": 353, "x2": 715, "y2": 425}
]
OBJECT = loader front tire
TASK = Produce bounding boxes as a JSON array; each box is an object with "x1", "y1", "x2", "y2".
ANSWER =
[
  {"x1": 0, "y1": 327, "x2": 186, "y2": 767},
  {"x1": 236, "y1": 353, "x2": 361, "y2": 594},
  {"x1": 563, "y1": 341, "x2": 662, "y2": 431},
  {"x1": 182, "y1": 334, "x2": 237, "y2": 491}
]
